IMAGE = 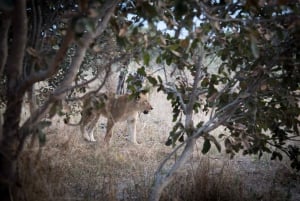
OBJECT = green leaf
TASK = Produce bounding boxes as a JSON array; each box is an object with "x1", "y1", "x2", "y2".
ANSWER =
[
  {"x1": 156, "y1": 55, "x2": 162, "y2": 64},
  {"x1": 143, "y1": 52, "x2": 150, "y2": 66},
  {"x1": 157, "y1": 75, "x2": 163, "y2": 84},
  {"x1": 179, "y1": 135, "x2": 184, "y2": 142},
  {"x1": 196, "y1": 121, "x2": 204, "y2": 128},
  {"x1": 193, "y1": 102, "x2": 201, "y2": 113},
  {"x1": 202, "y1": 139, "x2": 211, "y2": 154},
  {"x1": 219, "y1": 93, "x2": 229, "y2": 105},
  {"x1": 167, "y1": 93, "x2": 173, "y2": 100},
  {"x1": 210, "y1": 74, "x2": 218, "y2": 84},
  {"x1": 137, "y1": 66, "x2": 147, "y2": 76},
  {"x1": 224, "y1": 138, "x2": 232, "y2": 153},
  {"x1": 190, "y1": 38, "x2": 199, "y2": 50},
  {"x1": 201, "y1": 77, "x2": 209, "y2": 87},
  {"x1": 208, "y1": 135, "x2": 221, "y2": 152},
  {"x1": 147, "y1": 76, "x2": 157, "y2": 86},
  {"x1": 166, "y1": 57, "x2": 172, "y2": 65},
  {"x1": 165, "y1": 137, "x2": 172, "y2": 146},
  {"x1": 271, "y1": 151, "x2": 283, "y2": 161}
]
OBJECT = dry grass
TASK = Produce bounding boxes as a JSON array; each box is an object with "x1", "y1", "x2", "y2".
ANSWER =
[
  {"x1": 13, "y1": 91, "x2": 300, "y2": 201},
  {"x1": 13, "y1": 124, "x2": 299, "y2": 201},
  {"x1": 161, "y1": 163, "x2": 247, "y2": 201},
  {"x1": 15, "y1": 125, "x2": 163, "y2": 201}
]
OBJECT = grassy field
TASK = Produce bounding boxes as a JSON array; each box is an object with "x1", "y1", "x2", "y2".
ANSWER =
[{"x1": 15, "y1": 91, "x2": 300, "y2": 201}]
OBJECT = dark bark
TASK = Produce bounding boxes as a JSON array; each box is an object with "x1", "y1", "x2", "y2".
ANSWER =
[
  {"x1": 0, "y1": 12, "x2": 11, "y2": 77},
  {"x1": 0, "y1": 1, "x2": 27, "y2": 200},
  {"x1": 0, "y1": 95, "x2": 24, "y2": 201}
]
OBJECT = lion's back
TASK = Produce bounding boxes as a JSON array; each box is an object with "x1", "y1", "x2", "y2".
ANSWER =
[
  {"x1": 105, "y1": 94, "x2": 139, "y2": 121},
  {"x1": 82, "y1": 92, "x2": 151, "y2": 123}
]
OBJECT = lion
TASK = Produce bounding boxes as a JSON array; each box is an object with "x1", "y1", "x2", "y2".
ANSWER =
[{"x1": 66, "y1": 91, "x2": 153, "y2": 145}]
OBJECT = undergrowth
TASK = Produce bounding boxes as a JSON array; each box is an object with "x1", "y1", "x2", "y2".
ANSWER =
[{"x1": 13, "y1": 125, "x2": 298, "y2": 201}]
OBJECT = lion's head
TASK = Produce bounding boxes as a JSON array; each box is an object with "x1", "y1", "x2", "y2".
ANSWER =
[{"x1": 135, "y1": 93, "x2": 153, "y2": 114}]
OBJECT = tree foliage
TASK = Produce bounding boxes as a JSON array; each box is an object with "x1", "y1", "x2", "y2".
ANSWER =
[
  {"x1": 146, "y1": 0, "x2": 300, "y2": 168},
  {"x1": 117, "y1": 1, "x2": 299, "y2": 200},
  {"x1": 0, "y1": 0, "x2": 299, "y2": 201}
]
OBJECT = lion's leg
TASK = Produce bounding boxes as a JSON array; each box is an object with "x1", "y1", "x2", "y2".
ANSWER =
[
  {"x1": 104, "y1": 118, "x2": 114, "y2": 145},
  {"x1": 81, "y1": 112, "x2": 98, "y2": 142},
  {"x1": 80, "y1": 123, "x2": 91, "y2": 141},
  {"x1": 87, "y1": 116, "x2": 99, "y2": 142},
  {"x1": 127, "y1": 113, "x2": 138, "y2": 144}
]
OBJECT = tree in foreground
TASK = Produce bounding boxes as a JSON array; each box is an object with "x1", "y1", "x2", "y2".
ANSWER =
[
  {"x1": 0, "y1": 1, "x2": 124, "y2": 200},
  {"x1": 142, "y1": 1, "x2": 300, "y2": 200},
  {"x1": 0, "y1": 1, "x2": 299, "y2": 201}
]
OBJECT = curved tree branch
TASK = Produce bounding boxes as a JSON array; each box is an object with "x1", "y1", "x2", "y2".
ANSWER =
[
  {"x1": 66, "y1": 53, "x2": 128, "y2": 102},
  {"x1": 21, "y1": 26, "x2": 75, "y2": 94}
]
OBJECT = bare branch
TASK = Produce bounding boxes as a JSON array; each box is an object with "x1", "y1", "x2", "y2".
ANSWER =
[
  {"x1": 209, "y1": 79, "x2": 239, "y2": 120},
  {"x1": 21, "y1": 0, "x2": 120, "y2": 95},
  {"x1": 17, "y1": 95, "x2": 55, "y2": 157},
  {"x1": 185, "y1": 54, "x2": 204, "y2": 127},
  {"x1": 199, "y1": 2, "x2": 243, "y2": 23},
  {"x1": 198, "y1": 2, "x2": 300, "y2": 24},
  {"x1": 94, "y1": 0, "x2": 120, "y2": 37},
  {"x1": 65, "y1": 67, "x2": 111, "y2": 101},
  {"x1": 21, "y1": 27, "x2": 75, "y2": 92},
  {"x1": 19, "y1": 44, "x2": 94, "y2": 152},
  {"x1": 66, "y1": 54, "x2": 128, "y2": 102},
  {"x1": 54, "y1": 0, "x2": 119, "y2": 97}
]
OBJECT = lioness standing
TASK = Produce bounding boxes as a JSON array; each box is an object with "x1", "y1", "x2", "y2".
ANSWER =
[{"x1": 67, "y1": 92, "x2": 153, "y2": 145}]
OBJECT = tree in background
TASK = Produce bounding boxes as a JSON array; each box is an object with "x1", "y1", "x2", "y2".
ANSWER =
[{"x1": 0, "y1": 1, "x2": 299, "y2": 201}]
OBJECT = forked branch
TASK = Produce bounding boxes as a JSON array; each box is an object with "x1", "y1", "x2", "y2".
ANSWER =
[
  {"x1": 149, "y1": 58, "x2": 266, "y2": 201},
  {"x1": 149, "y1": 53, "x2": 204, "y2": 201}
]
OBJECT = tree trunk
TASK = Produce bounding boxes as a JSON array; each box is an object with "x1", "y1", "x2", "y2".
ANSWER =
[
  {"x1": 0, "y1": 1, "x2": 27, "y2": 200},
  {"x1": 149, "y1": 54, "x2": 204, "y2": 201},
  {"x1": 0, "y1": 1, "x2": 120, "y2": 200},
  {"x1": 0, "y1": 93, "x2": 24, "y2": 201}
]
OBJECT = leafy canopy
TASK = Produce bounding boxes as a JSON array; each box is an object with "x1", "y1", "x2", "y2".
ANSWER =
[{"x1": 119, "y1": 0, "x2": 300, "y2": 170}]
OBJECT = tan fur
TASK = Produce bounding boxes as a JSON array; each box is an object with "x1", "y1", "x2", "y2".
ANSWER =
[{"x1": 76, "y1": 92, "x2": 153, "y2": 145}]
